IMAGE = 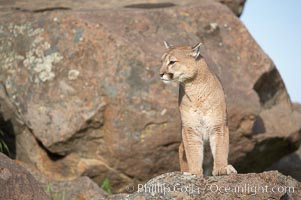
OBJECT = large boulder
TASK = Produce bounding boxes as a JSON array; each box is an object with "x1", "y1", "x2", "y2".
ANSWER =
[
  {"x1": 20, "y1": 162, "x2": 109, "y2": 200},
  {"x1": 0, "y1": 153, "x2": 108, "y2": 200},
  {"x1": 0, "y1": 0, "x2": 300, "y2": 193},
  {"x1": 0, "y1": 153, "x2": 50, "y2": 200}
]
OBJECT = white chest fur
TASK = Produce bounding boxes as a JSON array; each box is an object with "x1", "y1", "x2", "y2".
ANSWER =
[{"x1": 180, "y1": 108, "x2": 213, "y2": 141}]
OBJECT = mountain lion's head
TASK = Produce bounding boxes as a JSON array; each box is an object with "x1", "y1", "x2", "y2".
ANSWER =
[{"x1": 159, "y1": 41, "x2": 203, "y2": 84}]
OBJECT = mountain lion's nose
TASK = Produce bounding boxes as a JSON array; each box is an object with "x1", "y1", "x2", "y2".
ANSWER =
[{"x1": 160, "y1": 73, "x2": 164, "y2": 78}]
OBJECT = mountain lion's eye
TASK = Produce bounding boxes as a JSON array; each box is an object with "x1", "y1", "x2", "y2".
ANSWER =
[{"x1": 169, "y1": 60, "x2": 176, "y2": 65}]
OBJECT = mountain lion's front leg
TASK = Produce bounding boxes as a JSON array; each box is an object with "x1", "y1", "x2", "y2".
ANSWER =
[
  {"x1": 179, "y1": 142, "x2": 189, "y2": 172},
  {"x1": 210, "y1": 125, "x2": 237, "y2": 176},
  {"x1": 182, "y1": 127, "x2": 204, "y2": 176}
]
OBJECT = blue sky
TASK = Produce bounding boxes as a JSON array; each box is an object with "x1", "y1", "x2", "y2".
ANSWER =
[{"x1": 241, "y1": 0, "x2": 301, "y2": 103}]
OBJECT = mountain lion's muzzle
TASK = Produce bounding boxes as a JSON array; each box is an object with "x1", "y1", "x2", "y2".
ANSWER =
[{"x1": 160, "y1": 73, "x2": 174, "y2": 83}]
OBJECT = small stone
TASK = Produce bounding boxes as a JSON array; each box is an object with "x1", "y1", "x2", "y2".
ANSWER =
[
  {"x1": 205, "y1": 22, "x2": 219, "y2": 34},
  {"x1": 160, "y1": 109, "x2": 167, "y2": 116},
  {"x1": 210, "y1": 22, "x2": 218, "y2": 30},
  {"x1": 0, "y1": 168, "x2": 12, "y2": 181},
  {"x1": 183, "y1": 172, "x2": 193, "y2": 176},
  {"x1": 68, "y1": 69, "x2": 80, "y2": 80}
]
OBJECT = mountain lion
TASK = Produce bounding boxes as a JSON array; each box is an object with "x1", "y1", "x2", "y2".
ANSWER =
[{"x1": 159, "y1": 41, "x2": 237, "y2": 176}]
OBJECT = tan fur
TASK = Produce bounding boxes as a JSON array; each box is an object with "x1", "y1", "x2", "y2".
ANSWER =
[{"x1": 160, "y1": 42, "x2": 237, "y2": 176}]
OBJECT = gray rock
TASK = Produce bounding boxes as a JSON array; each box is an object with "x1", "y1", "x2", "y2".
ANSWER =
[
  {"x1": 0, "y1": 153, "x2": 50, "y2": 200},
  {"x1": 19, "y1": 161, "x2": 109, "y2": 200}
]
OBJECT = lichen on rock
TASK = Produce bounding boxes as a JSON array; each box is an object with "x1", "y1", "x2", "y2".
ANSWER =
[
  {"x1": 20, "y1": 25, "x2": 63, "y2": 83},
  {"x1": 0, "y1": 23, "x2": 63, "y2": 83}
]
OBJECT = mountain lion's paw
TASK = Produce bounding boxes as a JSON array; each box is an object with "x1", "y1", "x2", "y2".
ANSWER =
[{"x1": 212, "y1": 165, "x2": 237, "y2": 176}]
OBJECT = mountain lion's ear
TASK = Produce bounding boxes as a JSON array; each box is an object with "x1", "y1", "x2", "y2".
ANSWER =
[
  {"x1": 164, "y1": 41, "x2": 172, "y2": 49},
  {"x1": 190, "y1": 42, "x2": 203, "y2": 59}
]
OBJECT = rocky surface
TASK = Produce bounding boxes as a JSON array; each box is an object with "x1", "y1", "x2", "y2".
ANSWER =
[
  {"x1": 107, "y1": 171, "x2": 301, "y2": 200},
  {"x1": 0, "y1": 0, "x2": 301, "y2": 193},
  {"x1": 2, "y1": 152, "x2": 300, "y2": 200},
  {"x1": 0, "y1": 153, "x2": 50, "y2": 200}
]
